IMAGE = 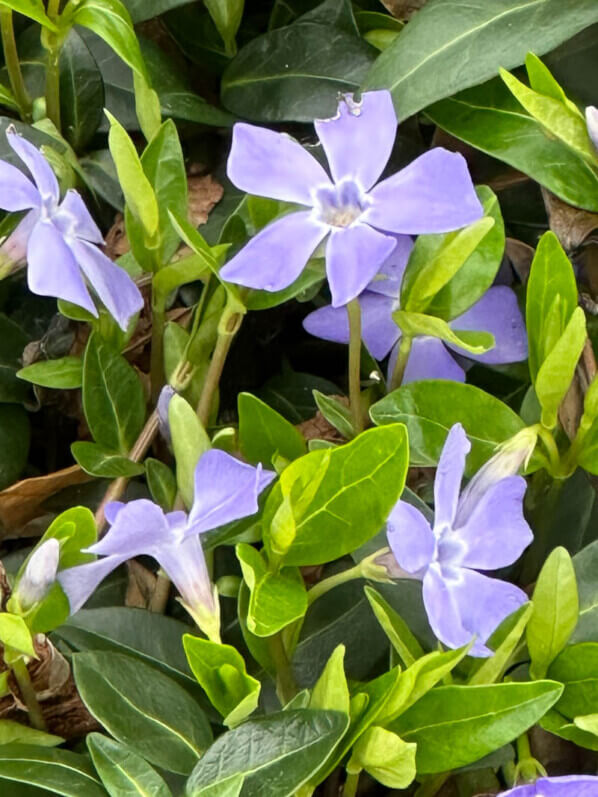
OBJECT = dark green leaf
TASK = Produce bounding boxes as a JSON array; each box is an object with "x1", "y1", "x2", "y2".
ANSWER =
[
  {"x1": 238, "y1": 392, "x2": 306, "y2": 465},
  {"x1": 0, "y1": 405, "x2": 30, "y2": 489},
  {"x1": 18, "y1": 357, "x2": 83, "y2": 389},
  {"x1": 71, "y1": 441, "x2": 145, "y2": 478},
  {"x1": 87, "y1": 733, "x2": 172, "y2": 796},
  {"x1": 548, "y1": 642, "x2": 598, "y2": 718},
  {"x1": 59, "y1": 30, "x2": 104, "y2": 151},
  {"x1": 0, "y1": 745, "x2": 105, "y2": 796},
  {"x1": 146, "y1": 458, "x2": 177, "y2": 510}
]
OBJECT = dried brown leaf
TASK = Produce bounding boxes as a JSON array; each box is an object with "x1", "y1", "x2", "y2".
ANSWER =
[{"x1": 542, "y1": 188, "x2": 598, "y2": 251}]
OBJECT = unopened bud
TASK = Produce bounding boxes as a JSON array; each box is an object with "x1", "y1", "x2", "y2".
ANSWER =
[
  {"x1": 586, "y1": 106, "x2": 598, "y2": 152},
  {"x1": 15, "y1": 539, "x2": 59, "y2": 611},
  {"x1": 360, "y1": 547, "x2": 416, "y2": 583}
]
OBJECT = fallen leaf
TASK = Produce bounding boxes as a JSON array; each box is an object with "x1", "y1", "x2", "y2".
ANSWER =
[{"x1": 542, "y1": 188, "x2": 598, "y2": 251}]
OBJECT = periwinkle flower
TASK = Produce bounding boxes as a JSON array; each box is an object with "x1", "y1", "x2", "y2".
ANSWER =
[
  {"x1": 0, "y1": 130, "x2": 143, "y2": 330},
  {"x1": 13, "y1": 539, "x2": 59, "y2": 611},
  {"x1": 586, "y1": 106, "x2": 598, "y2": 152},
  {"x1": 386, "y1": 423, "x2": 533, "y2": 657},
  {"x1": 58, "y1": 449, "x2": 275, "y2": 641},
  {"x1": 303, "y1": 236, "x2": 528, "y2": 383},
  {"x1": 220, "y1": 90, "x2": 483, "y2": 307},
  {"x1": 502, "y1": 775, "x2": 598, "y2": 795}
]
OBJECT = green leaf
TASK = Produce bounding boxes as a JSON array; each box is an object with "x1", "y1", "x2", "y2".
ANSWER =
[
  {"x1": 0, "y1": 720, "x2": 62, "y2": 747},
  {"x1": 0, "y1": 745, "x2": 105, "y2": 796},
  {"x1": 0, "y1": 614, "x2": 35, "y2": 657},
  {"x1": 500, "y1": 65, "x2": 594, "y2": 162},
  {"x1": 59, "y1": 30, "x2": 104, "y2": 152},
  {"x1": 238, "y1": 392, "x2": 306, "y2": 466},
  {"x1": 401, "y1": 216, "x2": 495, "y2": 314},
  {"x1": 572, "y1": 541, "x2": 598, "y2": 642},
  {"x1": 185, "y1": 709, "x2": 349, "y2": 797},
  {"x1": 528, "y1": 547, "x2": 578, "y2": 679},
  {"x1": 71, "y1": 441, "x2": 145, "y2": 478},
  {"x1": 0, "y1": 314, "x2": 30, "y2": 404},
  {"x1": 263, "y1": 424, "x2": 409, "y2": 565},
  {"x1": 183, "y1": 635, "x2": 260, "y2": 727},
  {"x1": 370, "y1": 380, "x2": 524, "y2": 474},
  {"x1": 39, "y1": 506, "x2": 97, "y2": 569},
  {"x1": 348, "y1": 726, "x2": 416, "y2": 789},
  {"x1": 106, "y1": 111, "x2": 159, "y2": 241},
  {"x1": 389, "y1": 681, "x2": 563, "y2": 774},
  {"x1": 168, "y1": 393, "x2": 210, "y2": 508},
  {"x1": 82, "y1": 333, "x2": 146, "y2": 454},
  {"x1": 18, "y1": 357, "x2": 83, "y2": 389},
  {"x1": 73, "y1": 650, "x2": 212, "y2": 774},
  {"x1": 0, "y1": 0, "x2": 57, "y2": 30},
  {"x1": 470, "y1": 603, "x2": 533, "y2": 686},
  {"x1": 548, "y1": 643, "x2": 598, "y2": 719},
  {"x1": 394, "y1": 310, "x2": 494, "y2": 355},
  {"x1": 309, "y1": 645, "x2": 350, "y2": 714},
  {"x1": 71, "y1": 0, "x2": 148, "y2": 79},
  {"x1": 145, "y1": 458, "x2": 176, "y2": 510},
  {"x1": 204, "y1": 0, "x2": 244, "y2": 55},
  {"x1": 426, "y1": 79, "x2": 598, "y2": 212},
  {"x1": 87, "y1": 733, "x2": 171, "y2": 796},
  {"x1": 364, "y1": 0, "x2": 598, "y2": 121},
  {"x1": 540, "y1": 708, "x2": 598, "y2": 751},
  {"x1": 0, "y1": 82, "x2": 16, "y2": 111},
  {"x1": 221, "y1": 0, "x2": 376, "y2": 122},
  {"x1": 535, "y1": 306, "x2": 587, "y2": 429},
  {"x1": 526, "y1": 231, "x2": 579, "y2": 381},
  {"x1": 133, "y1": 71, "x2": 162, "y2": 142},
  {"x1": 236, "y1": 543, "x2": 307, "y2": 636},
  {"x1": 365, "y1": 586, "x2": 424, "y2": 667},
  {"x1": 0, "y1": 405, "x2": 29, "y2": 489},
  {"x1": 313, "y1": 391, "x2": 354, "y2": 440},
  {"x1": 421, "y1": 187, "x2": 505, "y2": 320}
]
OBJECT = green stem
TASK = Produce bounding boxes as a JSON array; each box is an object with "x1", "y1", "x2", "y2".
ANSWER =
[
  {"x1": 268, "y1": 632, "x2": 297, "y2": 705},
  {"x1": 150, "y1": 289, "x2": 166, "y2": 404},
  {"x1": 44, "y1": 0, "x2": 63, "y2": 130},
  {"x1": 514, "y1": 732, "x2": 546, "y2": 782},
  {"x1": 0, "y1": 9, "x2": 31, "y2": 121},
  {"x1": 535, "y1": 424, "x2": 561, "y2": 475},
  {"x1": 346, "y1": 299, "x2": 363, "y2": 435},
  {"x1": 197, "y1": 314, "x2": 241, "y2": 427},
  {"x1": 342, "y1": 771, "x2": 360, "y2": 797},
  {"x1": 307, "y1": 563, "x2": 363, "y2": 606},
  {"x1": 11, "y1": 657, "x2": 46, "y2": 731},
  {"x1": 390, "y1": 335, "x2": 412, "y2": 391}
]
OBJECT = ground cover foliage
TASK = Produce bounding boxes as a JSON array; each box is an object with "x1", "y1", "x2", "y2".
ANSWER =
[{"x1": 0, "y1": 1, "x2": 597, "y2": 795}]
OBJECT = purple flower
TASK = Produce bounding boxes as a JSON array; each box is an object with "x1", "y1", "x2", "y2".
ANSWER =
[
  {"x1": 303, "y1": 236, "x2": 528, "y2": 383},
  {"x1": 0, "y1": 130, "x2": 143, "y2": 330},
  {"x1": 58, "y1": 449, "x2": 275, "y2": 640},
  {"x1": 586, "y1": 106, "x2": 598, "y2": 152},
  {"x1": 502, "y1": 776, "x2": 598, "y2": 795},
  {"x1": 386, "y1": 423, "x2": 532, "y2": 657},
  {"x1": 220, "y1": 90, "x2": 483, "y2": 307}
]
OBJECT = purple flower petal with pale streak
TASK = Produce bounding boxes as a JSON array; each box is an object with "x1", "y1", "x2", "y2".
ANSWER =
[
  {"x1": 326, "y1": 223, "x2": 396, "y2": 307},
  {"x1": 503, "y1": 775, "x2": 598, "y2": 796},
  {"x1": 386, "y1": 500, "x2": 435, "y2": 574},
  {"x1": 68, "y1": 238, "x2": 143, "y2": 331},
  {"x1": 314, "y1": 91, "x2": 397, "y2": 192},
  {"x1": 449, "y1": 286, "x2": 527, "y2": 365},
  {"x1": 7, "y1": 131, "x2": 59, "y2": 205},
  {"x1": 366, "y1": 234, "x2": 412, "y2": 298},
  {"x1": 429, "y1": 566, "x2": 528, "y2": 657},
  {"x1": 364, "y1": 148, "x2": 483, "y2": 234},
  {"x1": 158, "y1": 385, "x2": 176, "y2": 443},
  {"x1": 455, "y1": 476, "x2": 533, "y2": 570},
  {"x1": 58, "y1": 555, "x2": 126, "y2": 614},
  {"x1": 586, "y1": 106, "x2": 598, "y2": 151},
  {"x1": 87, "y1": 499, "x2": 176, "y2": 559},
  {"x1": 155, "y1": 534, "x2": 214, "y2": 612},
  {"x1": 227, "y1": 123, "x2": 331, "y2": 205},
  {"x1": 304, "y1": 292, "x2": 398, "y2": 359},
  {"x1": 389, "y1": 336, "x2": 465, "y2": 385},
  {"x1": 0, "y1": 210, "x2": 38, "y2": 264},
  {"x1": 27, "y1": 221, "x2": 97, "y2": 316},
  {"x1": 433, "y1": 423, "x2": 470, "y2": 531},
  {"x1": 220, "y1": 211, "x2": 327, "y2": 292},
  {"x1": 53, "y1": 190, "x2": 104, "y2": 244},
  {"x1": 422, "y1": 564, "x2": 475, "y2": 651},
  {"x1": 188, "y1": 449, "x2": 274, "y2": 535},
  {"x1": 0, "y1": 161, "x2": 40, "y2": 211}
]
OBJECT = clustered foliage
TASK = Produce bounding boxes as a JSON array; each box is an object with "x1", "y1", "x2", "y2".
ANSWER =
[{"x1": 0, "y1": 1, "x2": 597, "y2": 796}]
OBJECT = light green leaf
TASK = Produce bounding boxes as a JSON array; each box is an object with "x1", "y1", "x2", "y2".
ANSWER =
[
  {"x1": 365, "y1": 586, "x2": 424, "y2": 667},
  {"x1": 168, "y1": 394, "x2": 210, "y2": 508},
  {"x1": 548, "y1": 643, "x2": 598, "y2": 719},
  {"x1": 87, "y1": 733, "x2": 172, "y2": 797},
  {"x1": 470, "y1": 603, "x2": 533, "y2": 686},
  {"x1": 394, "y1": 310, "x2": 494, "y2": 355},
  {"x1": 39, "y1": 506, "x2": 97, "y2": 569},
  {"x1": 309, "y1": 644, "x2": 349, "y2": 715},
  {"x1": 133, "y1": 72, "x2": 162, "y2": 143},
  {"x1": 204, "y1": 0, "x2": 244, "y2": 55},
  {"x1": 238, "y1": 392, "x2": 306, "y2": 466},
  {"x1": 0, "y1": 0, "x2": 57, "y2": 29},
  {"x1": 0, "y1": 720, "x2": 62, "y2": 747},
  {"x1": 18, "y1": 357, "x2": 83, "y2": 389},
  {"x1": 348, "y1": 726, "x2": 416, "y2": 789},
  {"x1": 0, "y1": 614, "x2": 35, "y2": 657},
  {"x1": 528, "y1": 547, "x2": 578, "y2": 679}
]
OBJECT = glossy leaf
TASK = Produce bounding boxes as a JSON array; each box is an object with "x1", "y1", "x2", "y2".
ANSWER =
[
  {"x1": 365, "y1": 586, "x2": 424, "y2": 667},
  {"x1": 309, "y1": 645, "x2": 350, "y2": 714},
  {"x1": 18, "y1": 357, "x2": 83, "y2": 389},
  {"x1": 71, "y1": 441, "x2": 145, "y2": 478},
  {"x1": 87, "y1": 733, "x2": 172, "y2": 797},
  {"x1": 370, "y1": 380, "x2": 524, "y2": 474},
  {"x1": 469, "y1": 603, "x2": 533, "y2": 686},
  {"x1": 549, "y1": 642, "x2": 598, "y2": 719},
  {"x1": 168, "y1": 393, "x2": 210, "y2": 508},
  {"x1": 528, "y1": 547, "x2": 578, "y2": 679},
  {"x1": 204, "y1": 0, "x2": 244, "y2": 55},
  {"x1": 0, "y1": 745, "x2": 105, "y2": 796},
  {"x1": 0, "y1": 614, "x2": 35, "y2": 657},
  {"x1": 394, "y1": 310, "x2": 494, "y2": 355},
  {"x1": 0, "y1": 0, "x2": 57, "y2": 29},
  {"x1": 238, "y1": 392, "x2": 306, "y2": 466},
  {"x1": 73, "y1": 650, "x2": 212, "y2": 774},
  {"x1": 348, "y1": 726, "x2": 416, "y2": 789},
  {"x1": 59, "y1": 30, "x2": 104, "y2": 151},
  {"x1": 145, "y1": 458, "x2": 177, "y2": 510},
  {"x1": 0, "y1": 720, "x2": 62, "y2": 747},
  {"x1": 313, "y1": 390, "x2": 355, "y2": 440}
]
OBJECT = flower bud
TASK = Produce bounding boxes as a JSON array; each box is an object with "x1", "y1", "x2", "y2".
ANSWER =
[
  {"x1": 360, "y1": 547, "x2": 417, "y2": 583},
  {"x1": 157, "y1": 385, "x2": 176, "y2": 444},
  {"x1": 15, "y1": 539, "x2": 60, "y2": 611},
  {"x1": 586, "y1": 106, "x2": 598, "y2": 152}
]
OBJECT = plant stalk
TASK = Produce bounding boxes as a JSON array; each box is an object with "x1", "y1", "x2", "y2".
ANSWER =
[
  {"x1": 307, "y1": 563, "x2": 362, "y2": 606},
  {"x1": 342, "y1": 771, "x2": 360, "y2": 797},
  {"x1": 11, "y1": 657, "x2": 46, "y2": 731},
  {"x1": 196, "y1": 314, "x2": 241, "y2": 427},
  {"x1": 390, "y1": 334, "x2": 413, "y2": 391},
  {"x1": 268, "y1": 632, "x2": 297, "y2": 705},
  {"x1": 346, "y1": 299, "x2": 363, "y2": 435},
  {"x1": 150, "y1": 290, "x2": 166, "y2": 404},
  {"x1": 0, "y1": 8, "x2": 31, "y2": 121},
  {"x1": 44, "y1": 0, "x2": 64, "y2": 130}
]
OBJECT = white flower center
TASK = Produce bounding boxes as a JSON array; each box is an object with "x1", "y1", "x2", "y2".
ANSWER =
[{"x1": 313, "y1": 179, "x2": 370, "y2": 228}]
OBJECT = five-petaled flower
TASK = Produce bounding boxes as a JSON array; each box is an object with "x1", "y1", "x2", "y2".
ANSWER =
[
  {"x1": 58, "y1": 449, "x2": 275, "y2": 641},
  {"x1": 0, "y1": 130, "x2": 143, "y2": 330},
  {"x1": 502, "y1": 775, "x2": 598, "y2": 795},
  {"x1": 303, "y1": 235, "x2": 528, "y2": 383},
  {"x1": 386, "y1": 423, "x2": 533, "y2": 657},
  {"x1": 220, "y1": 90, "x2": 483, "y2": 307}
]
